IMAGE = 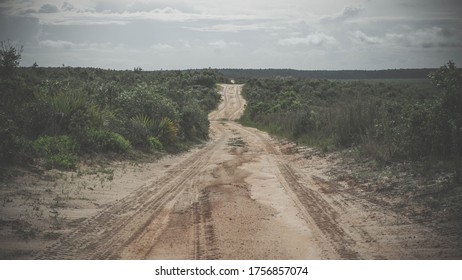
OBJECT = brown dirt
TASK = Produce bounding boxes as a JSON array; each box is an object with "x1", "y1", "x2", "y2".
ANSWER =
[{"x1": 1, "y1": 84, "x2": 460, "y2": 259}]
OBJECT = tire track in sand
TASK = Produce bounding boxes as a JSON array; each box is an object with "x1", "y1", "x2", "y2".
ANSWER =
[
  {"x1": 35, "y1": 131, "x2": 226, "y2": 259},
  {"x1": 192, "y1": 187, "x2": 220, "y2": 259},
  {"x1": 228, "y1": 122, "x2": 360, "y2": 259}
]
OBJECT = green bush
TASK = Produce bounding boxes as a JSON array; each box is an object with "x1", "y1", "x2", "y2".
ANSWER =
[
  {"x1": 109, "y1": 132, "x2": 132, "y2": 153},
  {"x1": 86, "y1": 130, "x2": 131, "y2": 153},
  {"x1": 115, "y1": 86, "x2": 180, "y2": 123},
  {"x1": 35, "y1": 87, "x2": 87, "y2": 136},
  {"x1": 33, "y1": 135, "x2": 77, "y2": 169},
  {"x1": 155, "y1": 117, "x2": 179, "y2": 145},
  {"x1": 125, "y1": 117, "x2": 151, "y2": 149},
  {"x1": 0, "y1": 112, "x2": 18, "y2": 166},
  {"x1": 125, "y1": 115, "x2": 179, "y2": 149},
  {"x1": 1, "y1": 40, "x2": 23, "y2": 77},
  {"x1": 180, "y1": 102, "x2": 210, "y2": 141},
  {"x1": 148, "y1": 136, "x2": 163, "y2": 151}
]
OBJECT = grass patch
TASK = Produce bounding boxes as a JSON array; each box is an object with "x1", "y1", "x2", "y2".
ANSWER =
[{"x1": 227, "y1": 137, "x2": 246, "y2": 147}]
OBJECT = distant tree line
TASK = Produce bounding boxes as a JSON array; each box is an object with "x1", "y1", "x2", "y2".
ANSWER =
[{"x1": 219, "y1": 68, "x2": 442, "y2": 80}]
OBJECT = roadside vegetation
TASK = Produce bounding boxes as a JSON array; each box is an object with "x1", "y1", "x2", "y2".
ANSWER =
[
  {"x1": 0, "y1": 41, "x2": 225, "y2": 177},
  {"x1": 239, "y1": 62, "x2": 462, "y2": 232},
  {"x1": 239, "y1": 61, "x2": 462, "y2": 184}
]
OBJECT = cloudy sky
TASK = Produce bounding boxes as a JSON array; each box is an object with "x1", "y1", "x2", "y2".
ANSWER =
[{"x1": 1, "y1": 0, "x2": 461, "y2": 70}]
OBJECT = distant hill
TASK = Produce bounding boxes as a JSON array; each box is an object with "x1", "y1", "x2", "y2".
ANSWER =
[{"x1": 218, "y1": 68, "x2": 436, "y2": 80}]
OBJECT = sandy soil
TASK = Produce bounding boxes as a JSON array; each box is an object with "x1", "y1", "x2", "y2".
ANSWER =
[{"x1": 1, "y1": 84, "x2": 460, "y2": 259}]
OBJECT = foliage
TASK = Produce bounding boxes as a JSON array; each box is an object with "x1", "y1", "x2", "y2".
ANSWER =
[
  {"x1": 428, "y1": 61, "x2": 462, "y2": 181},
  {"x1": 0, "y1": 41, "x2": 31, "y2": 173},
  {"x1": 33, "y1": 136, "x2": 77, "y2": 170},
  {"x1": 148, "y1": 136, "x2": 163, "y2": 151},
  {"x1": 125, "y1": 115, "x2": 152, "y2": 149},
  {"x1": 0, "y1": 111, "x2": 28, "y2": 168},
  {"x1": 0, "y1": 40, "x2": 23, "y2": 76},
  {"x1": 35, "y1": 85, "x2": 88, "y2": 136},
  {"x1": 84, "y1": 130, "x2": 132, "y2": 154},
  {"x1": 180, "y1": 101, "x2": 210, "y2": 141},
  {"x1": 155, "y1": 117, "x2": 179, "y2": 145},
  {"x1": 240, "y1": 62, "x2": 462, "y2": 179},
  {"x1": 0, "y1": 42, "x2": 224, "y2": 173}
]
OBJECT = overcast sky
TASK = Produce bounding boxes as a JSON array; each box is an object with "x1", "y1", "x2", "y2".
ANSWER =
[{"x1": 1, "y1": 0, "x2": 461, "y2": 70}]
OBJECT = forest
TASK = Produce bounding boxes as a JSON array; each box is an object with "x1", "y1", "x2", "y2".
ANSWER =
[
  {"x1": 0, "y1": 42, "x2": 226, "y2": 176},
  {"x1": 239, "y1": 61, "x2": 462, "y2": 183}
]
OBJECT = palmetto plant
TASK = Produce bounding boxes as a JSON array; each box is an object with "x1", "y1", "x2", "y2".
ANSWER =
[
  {"x1": 36, "y1": 89, "x2": 87, "y2": 135},
  {"x1": 130, "y1": 114, "x2": 178, "y2": 145},
  {"x1": 130, "y1": 114, "x2": 154, "y2": 130},
  {"x1": 156, "y1": 117, "x2": 178, "y2": 144}
]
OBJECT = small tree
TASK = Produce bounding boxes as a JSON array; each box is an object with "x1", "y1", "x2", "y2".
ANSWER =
[{"x1": 0, "y1": 40, "x2": 23, "y2": 76}]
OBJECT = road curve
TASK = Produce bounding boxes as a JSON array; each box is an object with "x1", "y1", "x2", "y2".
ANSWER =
[{"x1": 35, "y1": 84, "x2": 461, "y2": 259}]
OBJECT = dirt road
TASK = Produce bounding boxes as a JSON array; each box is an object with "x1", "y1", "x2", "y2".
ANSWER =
[{"x1": 32, "y1": 84, "x2": 460, "y2": 259}]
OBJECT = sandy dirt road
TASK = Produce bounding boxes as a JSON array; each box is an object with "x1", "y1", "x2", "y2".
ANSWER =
[{"x1": 32, "y1": 84, "x2": 460, "y2": 259}]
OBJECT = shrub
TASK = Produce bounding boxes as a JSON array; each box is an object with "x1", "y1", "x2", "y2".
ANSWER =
[
  {"x1": 155, "y1": 117, "x2": 179, "y2": 145},
  {"x1": 35, "y1": 87, "x2": 87, "y2": 136},
  {"x1": 180, "y1": 102, "x2": 210, "y2": 141},
  {"x1": 148, "y1": 136, "x2": 163, "y2": 151},
  {"x1": 125, "y1": 116, "x2": 151, "y2": 149},
  {"x1": 0, "y1": 112, "x2": 18, "y2": 166},
  {"x1": 108, "y1": 132, "x2": 132, "y2": 153},
  {"x1": 33, "y1": 135, "x2": 77, "y2": 169},
  {"x1": 1, "y1": 40, "x2": 23, "y2": 77},
  {"x1": 86, "y1": 130, "x2": 131, "y2": 153},
  {"x1": 115, "y1": 86, "x2": 180, "y2": 123}
]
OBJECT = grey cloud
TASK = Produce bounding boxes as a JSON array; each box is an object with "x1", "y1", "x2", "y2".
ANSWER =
[
  {"x1": 91, "y1": 0, "x2": 195, "y2": 13},
  {"x1": 438, "y1": 42, "x2": 462, "y2": 48},
  {"x1": 38, "y1": 4, "x2": 60, "y2": 14},
  {"x1": 383, "y1": 27, "x2": 462, "y2": 49},
  {"x1": 209, "y1": 40, "x2": 242, "y2": 49},
  {"x1": 399, "y1": 0, "x2": 462, "y2": 15},
  {"x1": 278, "y1": 32, "x2": 337, "y2": 47},
  {"x1": 150, "y1": 43, "x2": 173, "y2": 50},
  {"x1": 127, "y1": 0, "x2": 196, "y2": 13},
  {"x1": 28, "y1": 6, "x2": 261, "y2": 26},
  {"x1": 18, "y1": 8, "x2": 37, "y2": 15},
  {"x1": 439, "y1": 27, "x2": 456, "y2": 38},
  {"x1": 351, "y1": 31, "x2": 382, "y2": 45},
  {"x1": 342, "y1": 6, "x2": 362, "y2": 18},
  {"x1": 0, "y1": 15, "x2": 40, "y2": 43},
  {"x1": 322, "y1": 5, "x2": 363, "y2": 23},
  {"x1": 40, "y1": 39, "x2": 75, "y2": 49},
  {"x1": 39, "y1": 40, "x2": 120, "y2": 50},
  {"x1": 185, "y1": 23, "x2": 265, "y2": 33},
  {"x1": 93, "y1": 1, "x2": 125, "y2": 13},
  {"x1": 37, "y1": 19, "x2": 206, "y2": 49},
  {"x1": 62, "y1": 2, "x2": 76, "y2": 12}
]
